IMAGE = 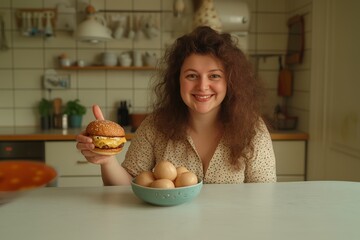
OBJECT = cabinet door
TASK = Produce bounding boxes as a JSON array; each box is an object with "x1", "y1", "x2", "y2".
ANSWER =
[
  {"x1": 45, "y1": 141, "x2": 130, "y2": 176},
  {"x1": 272, "y1": 140, "x2": 306, "y2": 179}
]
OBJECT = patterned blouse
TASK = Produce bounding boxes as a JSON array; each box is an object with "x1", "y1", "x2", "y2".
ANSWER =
[{"x1": 122, "y1": 115, "x2": 277, "y2": 183}]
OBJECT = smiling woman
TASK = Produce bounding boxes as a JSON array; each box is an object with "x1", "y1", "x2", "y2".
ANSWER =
[{"x1": 75, "y1": 26, "x2": 277, "y2": 186}]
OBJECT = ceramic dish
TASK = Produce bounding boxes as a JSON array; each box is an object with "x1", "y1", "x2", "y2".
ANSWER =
[
  {"x1": 0, "y1": 160, "x2": 57, "y2": 204},
  {"x1": 131, "y1": 180, "x2": 203, "y2": 206}
]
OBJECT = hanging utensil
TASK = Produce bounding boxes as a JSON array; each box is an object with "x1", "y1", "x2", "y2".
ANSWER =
[
  {"x1": 20, "y1": 12, "x2": 29, "y2": 36},
  {"x1": 52, "y1": 98, "x2": 63, "y2": 129},
  {"x1": 0, "y1": 15, "x2": 9, "y2": 50},
  {"x1": 44, "y1": 11, "x2": 54, "y2": 37},
  {"x1": 26, "y1": 12, "x2": 34, "y2": 36},
  {"x1": 134, "y1": 14, "x2": 145, "y2": 41},
  {"x1": 128, "y1": 14, "x2": 135, "y2": 39},
  {"x1": 144, "y1": 14, "x2": 159, "y2": 39},
  {"x1": 277, "y1": 56, "x2": 293, "y2": 116},
  {"x1": 277, "y1": 56, "x2": 293, "y2": 97},
  {"x1": 36, "y1": 12, "x2": 44, "y2": 36},
  {"x1": 113, "y1": 14, "x2": 125, "y2": 40}
]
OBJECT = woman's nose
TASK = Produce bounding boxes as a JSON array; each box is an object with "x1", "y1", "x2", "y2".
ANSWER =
[{"x1": 197, "y1": 76, "x2": 209, "y2": 90}]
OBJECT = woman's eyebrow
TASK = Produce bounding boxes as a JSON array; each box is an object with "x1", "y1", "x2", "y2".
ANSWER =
[{"x1": 183, "y1": 68, "x2": 224, "y2": 72}]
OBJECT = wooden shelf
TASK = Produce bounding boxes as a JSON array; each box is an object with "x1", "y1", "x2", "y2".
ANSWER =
[{"x1": 60, "y1": 66, "x2": 156, "y2": 70}]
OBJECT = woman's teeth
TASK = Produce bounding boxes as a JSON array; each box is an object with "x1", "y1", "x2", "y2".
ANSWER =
[{"x1": 194, "y1": 95, "x2": 211, "y2": 100}]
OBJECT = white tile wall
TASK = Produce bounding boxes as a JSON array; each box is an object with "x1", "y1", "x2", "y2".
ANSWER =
[
  {"x1": 0, "y1": 0, "x2": 10, "y2": 8},
  {"x1": 15, "y1": 108, "x2": 37, "y2": 126},
  {"x1": 14, "y1": 90, "x2": 42, "y2": 107},
  {"x1": 258, "y1": 0, "x2": 287, "y2": 12},
  {"x1": 107, "y1": 71, "x2": 133, "y2": 88},
  {"x1": 12, "y1": 0, "x2": 42, "y2": 8},
  {"x1": 14, "y1": 70, "x2": 43, "y2": 89},
  {"x1": 256, "y1": 13, "x2": 287, "y2": 33},
  {"x1": 0, "y1": 0, "x2": 312, "y2": 132},
  {"x1": 257, "y1": 34, "x2": 287, "y2": 52},
  {"x1": 105, "y1": 0, "x2": 132, "y2": 10},
  {"x1": 13, "y1": 49, "x2": 44, "y2": 68},
  {"x1": 0, "y1": 91, "x2": 14, "y2": 107},
  {"x1": 0, "y1": 70, "x2": 13, "y2": 88},
  {"x1": 0, "y1": 50, "x2": 13, "y2": 68},
  {"x1": 0, "y1": 109, "x2": 14, "y2": 126}
]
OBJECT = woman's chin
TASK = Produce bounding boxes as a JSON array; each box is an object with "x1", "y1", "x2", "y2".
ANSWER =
[{"x1": 190, "y1": 105, "x2": 221, "y2": 115}]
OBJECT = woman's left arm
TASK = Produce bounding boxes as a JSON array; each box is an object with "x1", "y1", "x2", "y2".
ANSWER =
[{"x1": 244, "y1": 122, "x2": 277, "y2": 183}]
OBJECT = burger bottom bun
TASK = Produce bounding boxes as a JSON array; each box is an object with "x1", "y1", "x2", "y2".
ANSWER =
[{"x1": 90, "y1": 147, "x2": 123, "y2": 156}]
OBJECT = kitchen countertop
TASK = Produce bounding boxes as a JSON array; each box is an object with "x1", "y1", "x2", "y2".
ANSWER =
[
  {"x1": 0, "y1": 126, "x2": 135, "y2": 141},
  {"x1": 1, "y1": 181, "x2": 358, "y2": 240},
  {"x1": 0, "y1": 127, "x2": 308, "y2": 141}
]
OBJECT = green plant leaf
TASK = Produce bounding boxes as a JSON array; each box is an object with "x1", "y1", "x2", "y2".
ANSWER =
[{"x1": 64, "y1": 99, "x2": 86, "y2": 116}]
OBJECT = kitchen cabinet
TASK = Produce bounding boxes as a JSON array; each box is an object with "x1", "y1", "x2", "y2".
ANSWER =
[
  {"x1": 45, "y1": 141, "x2": 130, "y2": 187},
  {"x1": 272, "y1": 140, "x2": 306, "y2": 181},
  {"x1": 45, "y1": 139, "x2": 306, "y2": 187}
]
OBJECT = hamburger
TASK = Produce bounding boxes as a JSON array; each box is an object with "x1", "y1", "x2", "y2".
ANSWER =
[{"x1": 86, "y1": 120, "x2": 127, "y2": 155}]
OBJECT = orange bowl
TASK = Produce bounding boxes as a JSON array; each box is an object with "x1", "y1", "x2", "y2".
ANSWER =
[{"x1": 0, "y1": 161, "x2": 57, "y2": 204}]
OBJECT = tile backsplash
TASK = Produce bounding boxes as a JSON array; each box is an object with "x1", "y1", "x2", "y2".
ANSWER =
[{"x1": 0, "y1": 0, "x2": 312, "y2": 132}]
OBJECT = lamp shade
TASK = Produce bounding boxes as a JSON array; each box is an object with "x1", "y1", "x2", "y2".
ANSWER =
[{"x1": 76, "y1": 15, "x2": 112, "y2": 43}]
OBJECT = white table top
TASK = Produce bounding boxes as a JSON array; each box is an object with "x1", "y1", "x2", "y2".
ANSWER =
[{"x1": 1, "y1": 181, "x2": 359, "y2": 240}]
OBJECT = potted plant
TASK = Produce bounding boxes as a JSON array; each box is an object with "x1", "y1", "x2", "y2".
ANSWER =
[
  {"x1": 64, "y1": 99, "x2": 86, "y2": 128},
  {"x1": 38, "y1": 98, "x2": 53, "y2": 130}
]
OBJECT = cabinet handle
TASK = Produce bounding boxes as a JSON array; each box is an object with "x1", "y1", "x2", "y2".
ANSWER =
[{"x1": 76, "y1": 160, "x2": 89, "y2": 164}]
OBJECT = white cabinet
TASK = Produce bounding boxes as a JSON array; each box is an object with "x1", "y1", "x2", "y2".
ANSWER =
[
  {"x1": 45, "y1": 141, "x2": 130, "y2": 187},
  {"x1": 46, "y1": 140, "x2": 306, "y2": 186},
  {"x1": 272, "y1": 140, "x2": 306, "y2": 182}
]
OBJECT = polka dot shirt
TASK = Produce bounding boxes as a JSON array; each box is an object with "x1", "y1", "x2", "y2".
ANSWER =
[{"x1": 122, "y1": 116, "x2": 277, "y2": 184}]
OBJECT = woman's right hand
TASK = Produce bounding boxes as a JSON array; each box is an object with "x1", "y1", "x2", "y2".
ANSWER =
[{"x1": 75, "y1": 104, "x2": 116, "y2": 165}]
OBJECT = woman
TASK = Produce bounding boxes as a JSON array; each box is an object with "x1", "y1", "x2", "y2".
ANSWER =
[{"x1": 76, "y1": 26, "x2": 276, "y2": 185}]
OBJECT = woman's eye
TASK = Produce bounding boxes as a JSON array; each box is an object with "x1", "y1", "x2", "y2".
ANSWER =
[
  {"x1": 186, "y1": 74, "x2": 198, "y2": 80},
  {"x1": 210, "y1": 74, "x2": 222, "y2": 80}
]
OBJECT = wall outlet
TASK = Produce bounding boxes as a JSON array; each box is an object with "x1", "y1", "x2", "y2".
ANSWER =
[{"x1": 43, "y1": 73, "x2": 71, "y2": 89}]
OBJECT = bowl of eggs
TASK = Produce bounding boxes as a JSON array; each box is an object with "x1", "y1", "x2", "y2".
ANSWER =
[{"x1": 131, "y1": 160, "x2": 203, "y2": 206}]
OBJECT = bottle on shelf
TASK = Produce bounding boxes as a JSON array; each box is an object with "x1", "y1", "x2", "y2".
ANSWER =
[{"x1": 117, "y1": 101, "x2": 129, "y2": 126}]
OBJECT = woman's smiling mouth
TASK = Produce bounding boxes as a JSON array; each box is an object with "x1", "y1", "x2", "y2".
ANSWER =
[{"x1": 193, "y1": 94, "x2": 213, "y2": 101}]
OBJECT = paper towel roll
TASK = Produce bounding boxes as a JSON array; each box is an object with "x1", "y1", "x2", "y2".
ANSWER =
[{"x1": 213, "y1": 0, "x2": 250, "y2": 33}]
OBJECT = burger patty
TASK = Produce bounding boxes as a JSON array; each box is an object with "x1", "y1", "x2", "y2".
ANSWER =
[{"x1": 97, "y1": 142, "x2": 125, "y2": 149}]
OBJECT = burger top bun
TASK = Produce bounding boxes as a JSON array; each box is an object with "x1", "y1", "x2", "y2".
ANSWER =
[{"x1": 86, "y1": 120, "x2": 125, "y2": 137}]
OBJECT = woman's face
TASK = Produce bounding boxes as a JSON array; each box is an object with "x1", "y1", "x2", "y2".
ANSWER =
[{"x1": 180, "y1": 54, "x2": 227, "y2": 116}]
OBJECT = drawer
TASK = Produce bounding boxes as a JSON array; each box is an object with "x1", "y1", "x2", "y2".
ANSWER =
[
  {"x1": 45, "y1": 141, "x2": 130, "y2": 176},
  {"x1": 272, "y1": 140, "x2": 306, "y2": 175}
]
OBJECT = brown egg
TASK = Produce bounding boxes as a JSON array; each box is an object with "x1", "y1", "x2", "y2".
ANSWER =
[
  {"x1": 176, "y1": 166, "x2": 189, "y2": 177},
  {"x1": 150, "y1": 179, "x2": 175, "y2": 189},
  {"x1": 153, "y1": 160, "x2": 177, "y2": 181},
  {"x1": 135, "y1": 171, "x2": 155, "y2": 187},
  {"x1": 175, "y1": 171, "x2": 198, "y2": 187}
]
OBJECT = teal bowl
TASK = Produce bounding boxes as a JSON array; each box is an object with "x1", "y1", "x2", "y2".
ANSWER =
[{"x1": 131, "y1": 180, "x2": 203, "y2": 206}]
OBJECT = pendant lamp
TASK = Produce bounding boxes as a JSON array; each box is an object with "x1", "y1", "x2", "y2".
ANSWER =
[{"x1": 75, "y1": 5, "x2": 112, "y2": 43}]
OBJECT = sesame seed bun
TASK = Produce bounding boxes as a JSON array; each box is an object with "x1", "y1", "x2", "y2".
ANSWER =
[{"x1": 86, "y1": 120, "x2": 126, "y2": 156}]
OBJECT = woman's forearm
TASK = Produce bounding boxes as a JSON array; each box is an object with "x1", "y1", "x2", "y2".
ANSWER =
[{"x1": 100, "y1": 157, "x2": 133, "y2": 186}]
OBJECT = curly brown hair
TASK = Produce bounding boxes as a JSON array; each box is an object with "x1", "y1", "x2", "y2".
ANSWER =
[{"x1": 151, "y1": 26, "x2": 265, "y2": 169}]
